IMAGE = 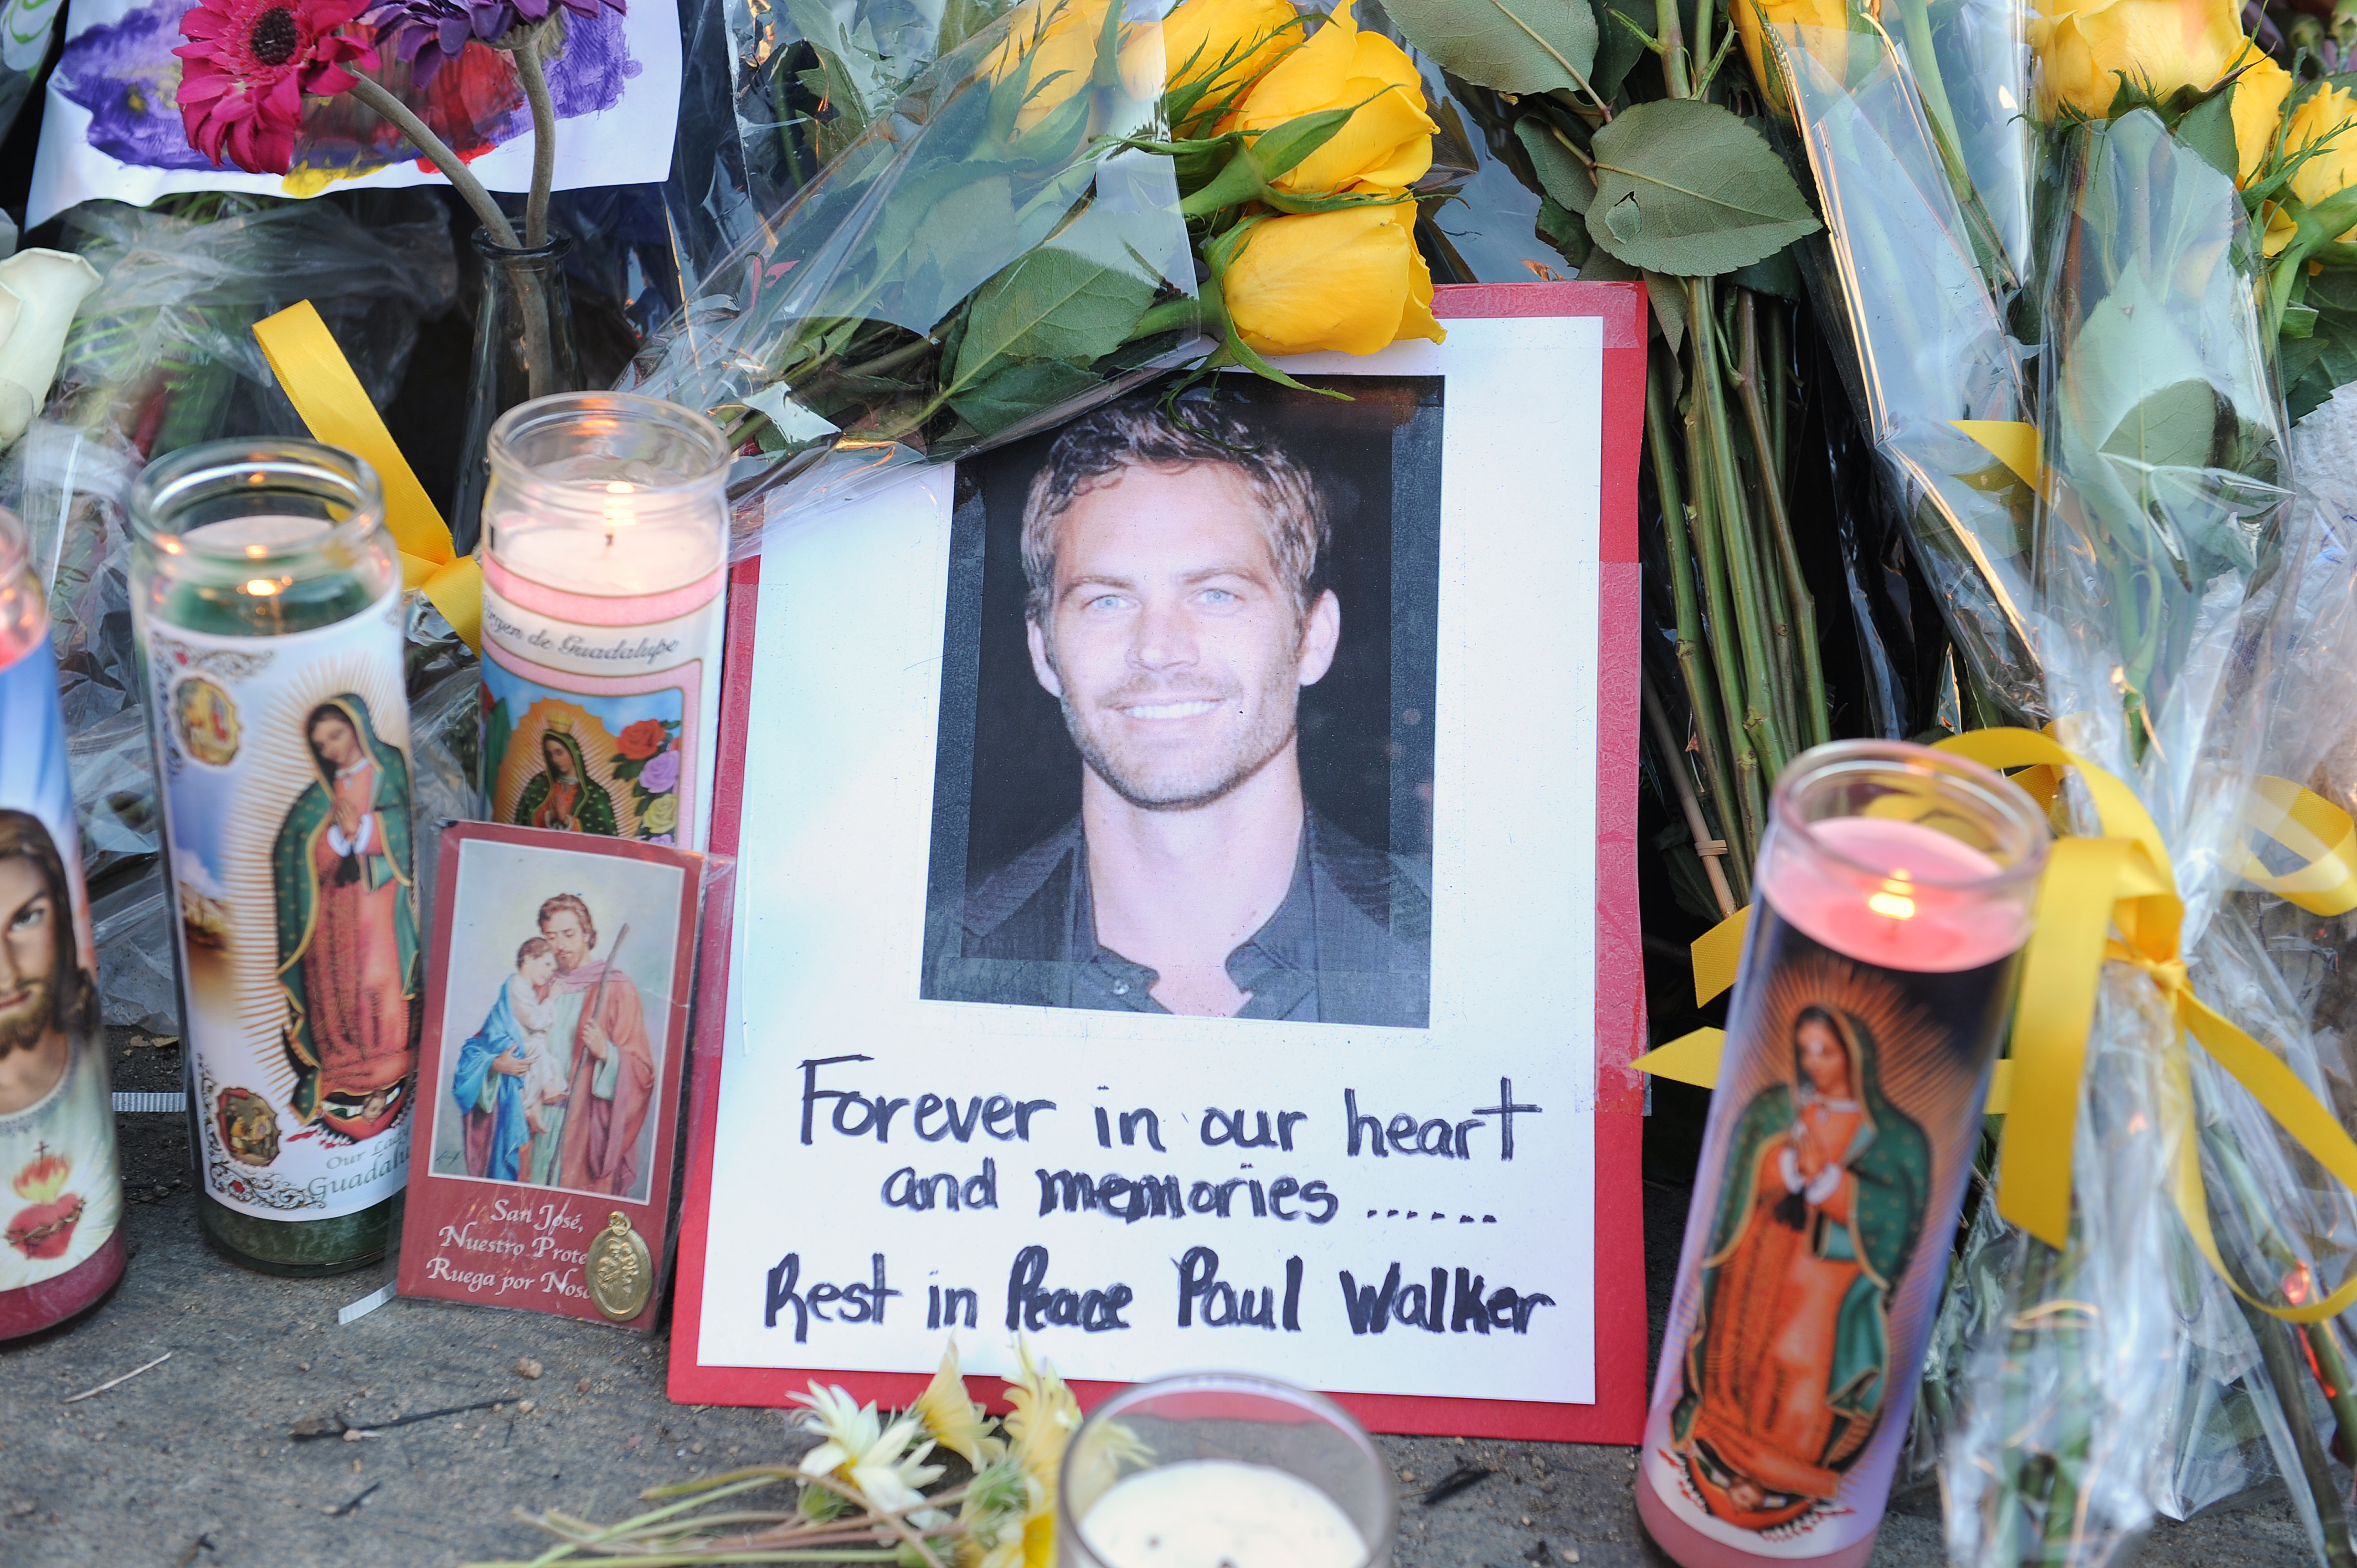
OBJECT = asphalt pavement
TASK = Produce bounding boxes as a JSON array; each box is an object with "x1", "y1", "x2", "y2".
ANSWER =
[{"x1": 0, "y1": 1033, "x2": 2330, "y2": 1567}]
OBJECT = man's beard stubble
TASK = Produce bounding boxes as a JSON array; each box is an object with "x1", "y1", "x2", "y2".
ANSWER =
[
  {"x1": 0, "y1": 972, "x2": 54, "y2": 1060},
  {"x1": 1057, "y1": 657, "x2": 1303, "y2": 814}
]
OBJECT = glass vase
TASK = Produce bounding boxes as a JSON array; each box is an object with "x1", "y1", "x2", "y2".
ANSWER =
[
  {"x1": 128, "y1": 440, "x2": 418, "y2": 1276},
  {"x1": 452, "y1": 229, "x2": 584, "y2": 556}
]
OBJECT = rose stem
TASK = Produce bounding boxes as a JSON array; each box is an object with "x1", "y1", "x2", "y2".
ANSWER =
[
  {"x1": 1677, "y1": 321, "x2": 1766, "y2": 853},
  {"x1": 1737, "y1": 288, "x2": 1829, "y2": 749},
  {"x1": 1648, "y1": 353, "x2": 1749, "y2": 895},
  {"x1": 1689, "y1": 276, "x2": 1791, "y2": 783},
  {"x1": 1643, "y1": 673, "x2": 1737, "y2": 917}
]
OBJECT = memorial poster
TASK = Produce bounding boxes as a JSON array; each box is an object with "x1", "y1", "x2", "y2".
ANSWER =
[{"x1": 671, "y1": 283, "x2": 1650, "y2": 1440}]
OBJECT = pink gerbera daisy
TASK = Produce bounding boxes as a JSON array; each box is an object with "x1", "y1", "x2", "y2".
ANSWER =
[{"x1": 174, "y1": 0, "x2": 379, "y2": 174}]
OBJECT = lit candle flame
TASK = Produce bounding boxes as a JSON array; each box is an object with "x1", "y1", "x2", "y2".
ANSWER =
[
  {"x1": 603, "y1": 480, "x2": 636, "y2": 548},
  {"x1": 1867, "y1": 868, "x2": 1915, "y2": 920},
  {"x1": 243, "y1": 577, "x2": 283, "y2": 597}
]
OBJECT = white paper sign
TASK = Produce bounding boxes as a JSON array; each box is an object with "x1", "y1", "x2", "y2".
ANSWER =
[
  {"x1": 27, "y1": 0, "x2": 681, "y2": 226},
  {"x1": 695, "y1": 316, "x2": 1607, "y2": 1406}
]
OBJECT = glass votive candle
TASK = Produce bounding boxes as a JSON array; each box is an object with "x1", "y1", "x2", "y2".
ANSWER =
[
  {"x1": 1638, "y1": 740, "x2": 2049, "y2": 1568},
  {"x1": 128, "y1": 439, "x2": 418, "y2": 1276},
  {"x1": 0, "y1": 504, "x2": 126, "y2": 1337},
  {"x1": 1059, "y1": 1374, "x2": 1394, "y2": 1568},
  {"x1": 478, "y1": 393, "x2": 730, "y2": 852}
]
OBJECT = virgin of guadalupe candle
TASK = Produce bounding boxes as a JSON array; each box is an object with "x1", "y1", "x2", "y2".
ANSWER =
[
  {"x1": 0, "y1": 506, "x2": 126, "y2": 1338},
  {"x1": 128, "y1": 440, "x2": 419, "y2": 1276},
  {"x1": 476, "y1": 394, "x2": 730, "y2": 852},
  {"x1": 1637, "y1": 741, "x2": 2049, "y2": 1568}
]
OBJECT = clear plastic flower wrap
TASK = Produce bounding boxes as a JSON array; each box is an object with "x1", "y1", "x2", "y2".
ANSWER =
[
  {"x1": 621, "y1": 0, "x2": 1455, "y2": 549},
  {"x1": 0, "y1": 193, "x2": 465, "y2": 1035},
  {"x1": 1923, "y1": 94, "x2": 2357, "y2": 1568},
  {"x1": 1762, "y1": 17, "x2": 2047, "y2": 724},
  {"x1": 626, "y1": 0, "x2": 1205, "y2": 538}
]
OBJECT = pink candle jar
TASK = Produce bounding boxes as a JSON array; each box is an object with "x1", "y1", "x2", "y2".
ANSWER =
[{"x1": 1638, "y1": 741, "x2": 2048, "y2": 1568}]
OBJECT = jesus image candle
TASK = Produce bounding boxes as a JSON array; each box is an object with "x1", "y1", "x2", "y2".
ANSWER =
[
  {"x1": 1637, "y1": 741, "x2": 2047, "y2": 1568},
  {"x1": 477, "y1": 394, "x2": 732, "y2": 853}
]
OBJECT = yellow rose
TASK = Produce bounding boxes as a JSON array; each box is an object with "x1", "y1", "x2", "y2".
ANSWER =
[
  {"x1": 1162, "y1": 0, "x2": 1298, "y2": 125},
  {"x1": 1222, "y1": 202, "x2": 1447, "y2": 357},
  {"x1": 1731, "y1": 0, "x2": 1856, "y2": 116},
  {"x1": 2031, "y1": 0, "x2": 2245, "y2": 117},
  {"x1": 2265, "y1": 82, "x2": 2357, "y2": 252},
  {"x1": 1219, "y1": 0, "x2": 1437, "y2": 192},
  {"x1": 640, "y1": 793, "x2": 680, "y2": 835},
  {"x1": 986, "y1": 0, "x2": 1139, "y2": 134},
  {"x1": 2230, "y1": 48, "x2": 2292, "y2": 183}
]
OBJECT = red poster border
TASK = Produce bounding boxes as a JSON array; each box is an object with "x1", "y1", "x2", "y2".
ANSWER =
[{"x1": 667, "y1": 281, "x2": 1651, "y2": 1443}]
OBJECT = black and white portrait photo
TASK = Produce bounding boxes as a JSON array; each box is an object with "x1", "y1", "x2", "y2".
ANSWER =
[{"x1": 922, "y1": 377, "x2": 1443, "y2": 1028}]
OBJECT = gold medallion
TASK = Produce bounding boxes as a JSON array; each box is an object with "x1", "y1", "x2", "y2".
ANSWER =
[{"x1": 585, "y1": 1210, "x2": 653, "y2": 1322}]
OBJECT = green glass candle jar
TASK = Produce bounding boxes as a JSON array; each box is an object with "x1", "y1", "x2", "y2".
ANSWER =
[{"x1": 129, "y1": 440, "x2": 420, "y2": 1276}]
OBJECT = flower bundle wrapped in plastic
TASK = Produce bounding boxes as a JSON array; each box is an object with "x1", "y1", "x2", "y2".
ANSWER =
[
  {"x1": 1746, "y1": 0, "x2": 2047, "y2": 724},
  {"x1": 620, "y1": 0, "x2": 1447, "y2": 535},
  {"x1": 1794, "y1": 12, "x2": 2357, "y2": 1566},
  {"x1": 1747, "y1": 0, "x2": 2357, "y2": 1556}
]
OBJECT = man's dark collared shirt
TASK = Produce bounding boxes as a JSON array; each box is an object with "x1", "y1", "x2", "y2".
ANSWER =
[{"x1": 927, "y1": 813, "x2": 1430, "y2": 1028}]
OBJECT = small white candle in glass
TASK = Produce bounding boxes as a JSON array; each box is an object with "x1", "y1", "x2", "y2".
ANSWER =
[
  {"x1": 478, "y1": 393, "x2": 732, "y2": 852},
  {"x1": 1059, "y1": 1374, "x2": 1394, "y2": 1568}
]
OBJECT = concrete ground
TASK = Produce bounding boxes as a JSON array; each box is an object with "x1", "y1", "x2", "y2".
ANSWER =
[{"x1": 0, "y1": 1034, "x2": 2333, "y2": 1567}]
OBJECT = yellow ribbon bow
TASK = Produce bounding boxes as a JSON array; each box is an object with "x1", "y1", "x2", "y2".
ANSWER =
[
  {"x1": 251, "y1": 302, "x2": 482, "y2": 651},
  {"x1": 1634, "y1": 726, "x2": 2357, "y2": 1322}
]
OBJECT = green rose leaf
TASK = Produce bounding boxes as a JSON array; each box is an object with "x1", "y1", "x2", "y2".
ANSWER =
[
  {"x1": 1584, "y1": 97, "x2": 1821, "y2": 275},
  {"x1": 952, "y1": 246, "x2": 1159, "y2": 391},
  {"x1": 1514, "y1": 116, "x2": 1594, "y2": 213},
  {"x1": 2175, "y1": 87, "x2": 2238, "y2": 184},
  {"x1": 1535, "y1": 195, "x2": 1592, "y2": 267},
  {"x1": 1730, "y1": 241, "x2": 1803, "y2": 300},
  {"x1": 1603, "y1": 192, "x2": 1640, "y2": 244},
  {"x1": 1643, "y1": 270, "x2": 1685, "y2": 356},
  {"x1": 2099, "y1": 379, "x2": 2226, "y2": 472},
  {"x1": 950, "y1": 359, "x2": 1106, "y2": 436},
  {"x1": 1382, "y1": 0, "x2": 1598, "y2": 98},
  {"x1": 1587, "y1": 0, "x2": 1651, "y2": 100}
]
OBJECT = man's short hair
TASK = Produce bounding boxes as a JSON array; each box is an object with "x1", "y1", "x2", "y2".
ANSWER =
[
  {"x1": 0, "y1": 808, "x2": 94, "y2": 1040},
  {"x1": 537, "y1": 893, "x2": 596, "y2": 948},
  {"x1": 1020, "y1": 398, "x2": 1330, "y2": 623}
]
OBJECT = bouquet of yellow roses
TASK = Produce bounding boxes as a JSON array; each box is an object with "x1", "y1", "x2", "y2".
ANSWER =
[
  {"x1": 1778, "y1": 1, "x2": 2357, "y2": 1560},
  {"x1": 620, "y1": 0, "x2": 1448, "y2": 533}
]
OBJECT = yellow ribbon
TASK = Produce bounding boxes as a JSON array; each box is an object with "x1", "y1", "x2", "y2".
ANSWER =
[
  {"x1": 1630, "y1": 728, "x2": 2357, "y2": 1323},
  {"x1": 251, "y1": 302, "x2": 482, "y2": 651}
]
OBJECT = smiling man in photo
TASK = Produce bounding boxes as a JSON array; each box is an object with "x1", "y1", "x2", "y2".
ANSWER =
[{"x1": 930, "y1": 398, "x2": 1430, "y2": 1027}]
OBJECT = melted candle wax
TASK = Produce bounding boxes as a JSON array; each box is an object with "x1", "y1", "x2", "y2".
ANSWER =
[{"x1": 1080, "y1": 1460, "x2": 1367, "y2": 1568}]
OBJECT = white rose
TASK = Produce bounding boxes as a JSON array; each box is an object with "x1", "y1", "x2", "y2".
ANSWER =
[{"x1": 0, "y1": 248, "x2": 102, "y2": 448}]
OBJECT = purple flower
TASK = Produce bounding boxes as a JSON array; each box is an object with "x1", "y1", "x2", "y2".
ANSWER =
[
  {"x1": 359, "y1": 0, "x2": 615, "y2": 85},
  {"x1": 639, "y1": 748, "x2": 680, "y2": 795},
  {"x1": 358, "y1": 0, "x2": 497, "y2": 85}
]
